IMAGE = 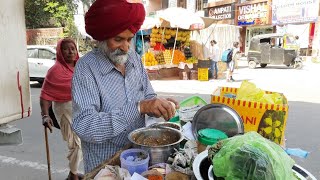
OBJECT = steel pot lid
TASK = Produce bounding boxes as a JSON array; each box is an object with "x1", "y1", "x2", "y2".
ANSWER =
[{"x1": 192, "y1": 103, "x2": 244, "y2": 140}]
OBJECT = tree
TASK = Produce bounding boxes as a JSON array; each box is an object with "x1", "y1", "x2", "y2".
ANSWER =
[
  {"x1": 25, "y1": 0, "x2": 52, "y2": 28},
  {"x1": 25, "y1": 0, "x2": 95, "y2": 47},
  {"x1": 44, "y1": 2, "x2": 71, "y2": 27},
  {"x1": 25, "y1": 0, "x2": 83, "y2": 37}
]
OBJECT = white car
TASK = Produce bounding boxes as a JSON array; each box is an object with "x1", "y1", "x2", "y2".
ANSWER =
[{"x1": 27, "y1": 45, "x2": 56, "y2": 83}]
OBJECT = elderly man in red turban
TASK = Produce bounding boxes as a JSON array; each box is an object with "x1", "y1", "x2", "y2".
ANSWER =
[{"x1": 71, "y1": 0, "x2": 179, "y2": 173}]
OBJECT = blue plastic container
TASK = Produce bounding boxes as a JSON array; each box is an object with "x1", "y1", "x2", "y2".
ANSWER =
[{"x1": 120, "y1": 148, "x2": 149, "y2": 175}]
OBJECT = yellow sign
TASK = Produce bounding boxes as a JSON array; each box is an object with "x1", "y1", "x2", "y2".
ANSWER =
[{"x1": 211, "y1": 87, "x2": 288, "y2": 145}]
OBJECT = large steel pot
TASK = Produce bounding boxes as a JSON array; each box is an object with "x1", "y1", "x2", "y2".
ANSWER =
[{"x1": 128, "y1": 127, "x2": 183, "y2": 165}]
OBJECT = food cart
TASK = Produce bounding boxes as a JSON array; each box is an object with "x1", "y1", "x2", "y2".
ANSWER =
[
  {"x1": 84, "y1": 82, "x2": 317, "y2": 180},
  {"x1": 84, "y1": 122, "x2": 316, "y2": 180}
]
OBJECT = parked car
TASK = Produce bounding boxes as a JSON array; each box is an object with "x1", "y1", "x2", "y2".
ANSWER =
[{"x1": 27, "y1": 45, "x2": 56, "y2": 83}]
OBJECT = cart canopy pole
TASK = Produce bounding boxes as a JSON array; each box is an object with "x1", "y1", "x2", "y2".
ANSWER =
[
  {"x1": 171, "y1": 27, "x2": 179, "y2": 64},
  {"x1": 141, "y1": 30, "x2": 146, "y2": 65}
]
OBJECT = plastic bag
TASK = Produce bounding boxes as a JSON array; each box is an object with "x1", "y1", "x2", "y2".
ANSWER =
[
  {"x1": 167, "y1": 140, "x2": 197, "y2": 176},
  {"x1": 94, "y1": 165, "x2": 131, "y2": 180},
  {"x1": 236, "y1": 81, "x2": 284, "y2": 105},
  {"x1": 209, "y1": 132, "x2": 295, "y2": 180},
  {"x1": 179, "y1": 104, "x2": 204, "y2": 123}
]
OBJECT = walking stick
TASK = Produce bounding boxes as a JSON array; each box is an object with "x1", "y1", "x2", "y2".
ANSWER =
[{"x1": 44, "y1": 127, "x2": 52, "y2": 180}]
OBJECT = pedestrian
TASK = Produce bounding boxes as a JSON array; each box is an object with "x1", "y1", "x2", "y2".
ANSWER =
[
  {"x1": 208, "y1": 40, "x2": 219, "y2": 79},
  {"x1": 71, "y1": 0, "x2": 179, "y2": 174},
  {"x1": 40, "y1": 38, "x2": 83, "y2": 180},
  {"x1": 227, "y1": 42, "x2": 240, "y2": 82}
]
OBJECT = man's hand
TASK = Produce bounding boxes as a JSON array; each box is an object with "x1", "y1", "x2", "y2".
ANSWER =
[
  {"x1": 42, "y1": 116, "x2": 53, "y2": 133},
  {"x1": 140, "y1": 98, "x2": 179, "y2": 121}
]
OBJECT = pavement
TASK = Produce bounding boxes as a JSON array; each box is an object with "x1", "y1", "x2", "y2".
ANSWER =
[{"x1": 150, "y1": 60, "x2": 320, "y2": 103}]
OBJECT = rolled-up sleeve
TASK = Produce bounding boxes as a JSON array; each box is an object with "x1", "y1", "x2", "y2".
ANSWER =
[{"x1": 72, "y1": 64, "x2": 140, "y2": 143}]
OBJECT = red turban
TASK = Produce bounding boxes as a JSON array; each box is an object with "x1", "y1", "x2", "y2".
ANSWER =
[{"x1": 85, "y1": 0, "x2": 146, "y2": 41}]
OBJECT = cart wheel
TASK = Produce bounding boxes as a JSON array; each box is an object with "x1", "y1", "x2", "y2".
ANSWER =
[
  {"x1": 248, "y1": 61, "x2": 257, "y2": 69},
  {"x1": 294, "y1": 61, "x2": 303, "y2": 69},
  {"x1": 260, "y1": 64, "x2": 267, "y2": 68}
]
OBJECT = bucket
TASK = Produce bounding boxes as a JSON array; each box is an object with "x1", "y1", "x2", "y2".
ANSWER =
[{"x1": 120, "y1": 148, "x2": 150, "y2": 175}]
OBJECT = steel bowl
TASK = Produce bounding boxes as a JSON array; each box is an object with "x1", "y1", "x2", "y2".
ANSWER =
[
  {"x1": 128, "y1": 127, "x2": 184, "y2": 165},
  {"x1": 193, "y1": 150, "x2": 211, "y2": 180}
]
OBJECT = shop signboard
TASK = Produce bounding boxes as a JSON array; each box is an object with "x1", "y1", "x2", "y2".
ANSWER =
[
  {"x1": 208, "y1": 4, "x2": 235, "y2": 21},
  {"x1": 236, "y1": 1, "x2": 271, "y2": 26},
  {"x1": 272, "y1": 0, "x2": 319, "y2": 25}
]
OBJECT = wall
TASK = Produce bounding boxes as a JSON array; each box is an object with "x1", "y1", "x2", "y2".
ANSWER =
[
  {"x1": 0, "y1": 0, "x2": 31, "y2": 124},
  {"x1": 26, "y1": 28, "x2": 63, "y2": 45},
  {"x1": 145, "y1": 0, "x2": 163, "y2": 15}
]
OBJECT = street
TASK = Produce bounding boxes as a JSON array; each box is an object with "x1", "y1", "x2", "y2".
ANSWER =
[{"x1": 0, "y1": 61, "x2": 319, "y2": 179}]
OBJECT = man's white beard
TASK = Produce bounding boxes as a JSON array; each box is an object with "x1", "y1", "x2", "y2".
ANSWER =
[
  {"x1": 106, "y1": 47, "x2": 128, "y2": 65},
  {"x1": 99, "y1": 41, "x2": 128, "y2": 64}
]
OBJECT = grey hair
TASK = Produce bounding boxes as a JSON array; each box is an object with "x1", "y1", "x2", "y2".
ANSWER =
[
  {"x1": 96, "y1": 40, "x2": 129, "y2": 64},
  {"x1": 97, "y1": 40, "x2": 108, "y2": 54}
]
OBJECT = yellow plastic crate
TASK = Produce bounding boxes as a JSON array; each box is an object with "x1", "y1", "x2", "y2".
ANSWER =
[{"x1": 198, "y1": 68, "x2": 208, "y2": 81}]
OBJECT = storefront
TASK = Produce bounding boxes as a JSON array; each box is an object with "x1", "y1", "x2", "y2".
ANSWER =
[
  {"x1": 202, "y1": 0, "x2": 240, "y2": 55},
  {"x1": 235, "y1": 0, "x2": 273, "y2": 54},
  {"x1": 272, "y1": 0, "x2": 320, "y2": 57},
  {"x1": 193, "y1": 0, "x2": 240, "y2": 78}
]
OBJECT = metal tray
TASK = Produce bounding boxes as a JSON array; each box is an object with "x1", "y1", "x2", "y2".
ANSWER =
[{"x1": 192, "y1": 103, "x2": 244, "y2": 140}]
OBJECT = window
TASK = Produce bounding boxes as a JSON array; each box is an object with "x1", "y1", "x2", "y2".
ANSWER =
[
  {"x1": 39, "y1": 49, "x2": 55, "y2": 60},
  {"x1": 27, "y1": 49, "x2": 38, "y2": 58},
  {"x1": 260, "y1": 38, "x2": 271, "y2": 44}
]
